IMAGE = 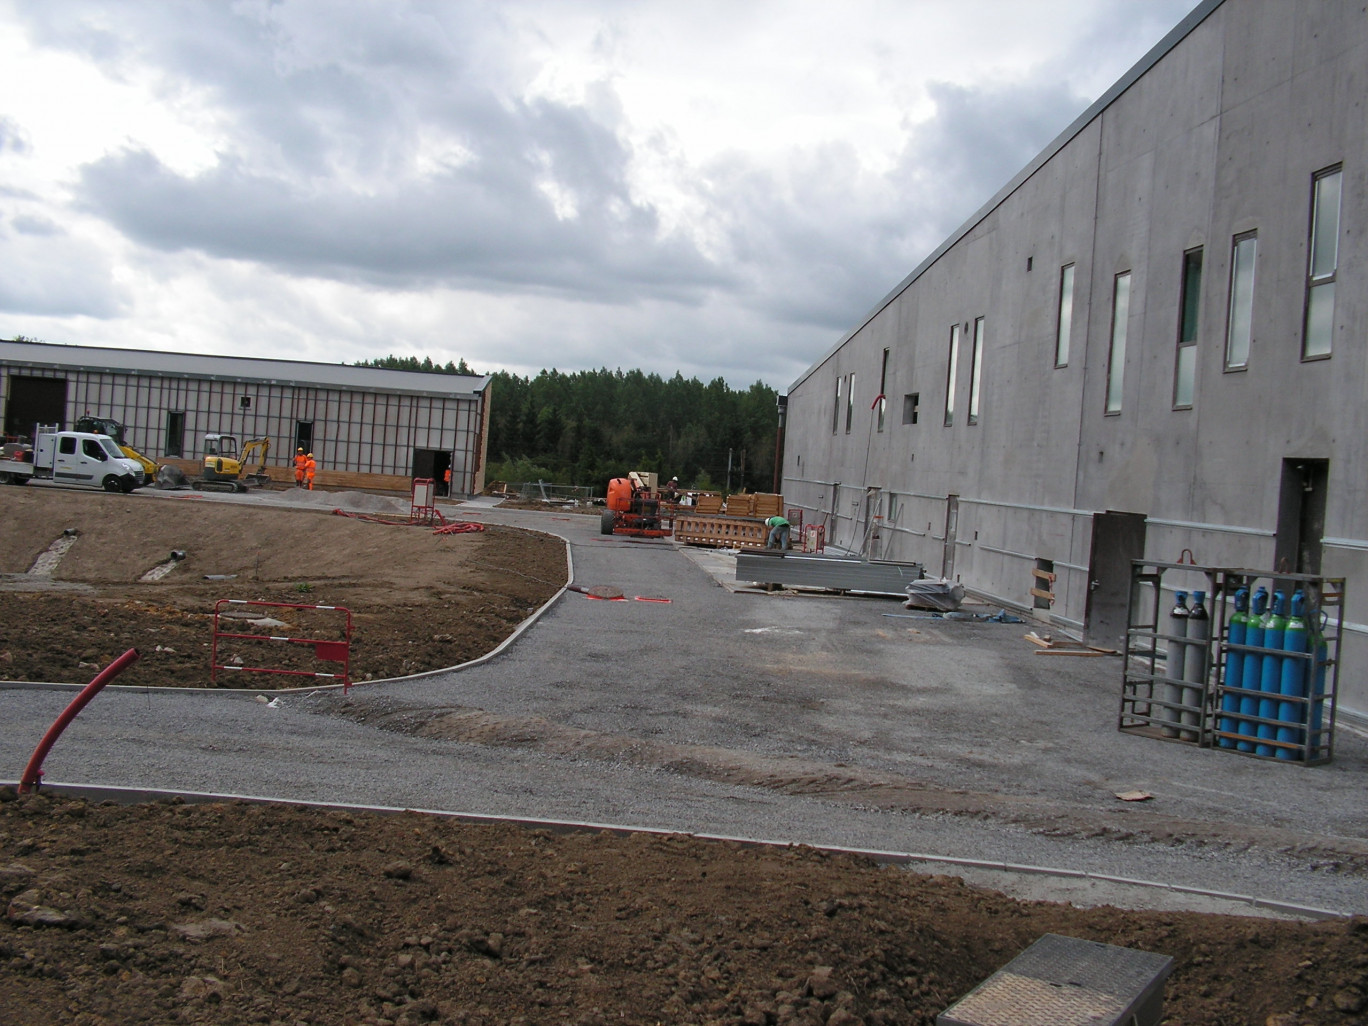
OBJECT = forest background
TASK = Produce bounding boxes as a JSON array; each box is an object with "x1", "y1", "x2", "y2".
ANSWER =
[{"x1": 358, "y1": 355, "x2": 784, "y2": 496}]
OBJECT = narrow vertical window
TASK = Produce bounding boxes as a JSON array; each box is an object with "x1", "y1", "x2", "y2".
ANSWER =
[
  {"x1": 1055, "y1": 264, "x2": 1075, "y2": 367},
  {"x1": 1225, "y1": 232, "x2": 1257, "y2": 369},
  {"x1": 1303, "y1": 166, "x2": 1341, "y2": 359},
  {"x1": 832, "y1": 375, "x2": 842, "y2": 434},
  {"x1": 1105, "y1": 272, "x2": 1131, "y2": 414},
  {"x1": 1173, "y1": 248, "x2": 1202, "y2": 409},
  {"x1": 968, "y1": 317, "x2": 984, "y2": 425},
  {"x1": 944, "y1": 324, "x2": 960, "y2": 426},
  {"x1": 844, "y1": 373, "x2": 855, "y2": 433},
  {"x1": 876, "y1": 348, "x2": 889, "y2": 432}
]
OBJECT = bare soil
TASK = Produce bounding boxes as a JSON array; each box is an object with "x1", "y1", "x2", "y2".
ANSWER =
[
  {"x1": 3, "y1": 793, "x2": 1367, "y2": 1026},
  {"x1": 2, "y1": 487, "x2": 1367, "y2": 1025},
  {"x1": 0, "y1": 488, "x2": 567, "y2": 688}
]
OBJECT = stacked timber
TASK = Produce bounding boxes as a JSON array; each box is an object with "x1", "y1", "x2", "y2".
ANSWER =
[
  {"x1": 693, "y1": 493, "x2": 724, "y2": 515},
  {"x1": 673, "y1": 492, "x2": 786, "y2": 550}
]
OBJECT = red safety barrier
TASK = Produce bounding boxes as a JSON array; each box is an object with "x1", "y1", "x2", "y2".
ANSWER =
[
  {"x1": 18, "y1": 648, "x2": 140, "y2": 795},
  {"x1": 211, "y1": 599, "x2": 353, "y2": 691},
  {"x1": 410, "y1": 477, "x2": 445, "y2": 526}
]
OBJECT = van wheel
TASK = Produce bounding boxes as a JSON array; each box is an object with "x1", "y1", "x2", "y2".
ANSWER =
[
  {"x1": 103, "y1": 475, "x2": 122, "y2": 493},
  {"x1": 600, "y1": 511, "x2": 616, "y2": 535}
]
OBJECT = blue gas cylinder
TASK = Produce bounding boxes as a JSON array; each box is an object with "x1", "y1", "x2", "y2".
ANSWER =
[
  {"x1": 1275, "y1": 591, "x2": 1310, "y2": 760},
  {"x1": 1255, "y1": 591, "x2": 1288, "y2": 757},
  {"x1": 1237, "y1": 587, "x2": 1268, "y2": 752},
  {"x1": 1218, "y1": 587, "x2": 1250, "y2": 748}
]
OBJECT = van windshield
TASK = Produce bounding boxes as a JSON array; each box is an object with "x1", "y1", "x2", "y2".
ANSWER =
[{"x1": 99, "y1": 438, "x2": 123, "y2": 460}]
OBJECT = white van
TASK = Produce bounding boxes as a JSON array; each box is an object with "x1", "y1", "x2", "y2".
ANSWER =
[{"x1": 28, "y1": 430, "x2": 147, "y2": 493}]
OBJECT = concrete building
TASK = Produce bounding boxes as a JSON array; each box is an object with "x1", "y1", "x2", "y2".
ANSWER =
[
  {"x1": 781, "y1": 0, "x2": 1368, "y2": 717},
  {"x1": 0, "y1": 339, "x2": 491, "y2": 495}
]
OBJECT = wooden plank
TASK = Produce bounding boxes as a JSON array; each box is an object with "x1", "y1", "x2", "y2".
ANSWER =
[
  {"x1": 1034, "y1": 648, "x2": 1109, "y2": 657},
  {"x1": 1023, "y1": 632, "x2": 1052, "y2": 648},
  {"x1": 1032, "y1": 569, "x2": 1057, "y2": 582},
  {"x1": 1029, "y1": 586, "x2": 1055, "y2": 600}
]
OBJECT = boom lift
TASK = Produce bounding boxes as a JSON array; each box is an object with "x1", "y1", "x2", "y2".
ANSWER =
[
  {"x1": 197, "y1": 434, "x2": 272, "y2": 493},
  {"x1": 600, "y1": 471, "x2": 673, "y2": 538}
]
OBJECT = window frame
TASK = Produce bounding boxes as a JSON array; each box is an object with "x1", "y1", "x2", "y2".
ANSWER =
[
  {"x1": 902, "y1": 393, "x2": 919, "y2": 425},
  {"x1": 876, "y1": 348, "x2": 889, "y2": 432},
  {"x1": 968, "y1": 317, "x2": 984, "y2": 425},
  {"x1": 844, "y1": 373, "x2": 855, "y2": 433},
  {"x1": 1055, "y1": 263, "x2": 1075, "y2": 367},
  {"x1": 1173, "y1": 247, "x2": 1202, "y2": 410},
  {"x1": 944, "y1": 324, "x2": 960, "y2": 427},
  {"x1": 1105, "y1": 271, "x2": 1131, "y2": 415},
  {"x1": 832, "y1": 375, "x2": 843, "y2": 434},
  {"x1": 1224, "y1": 231, "x2": 1257, "y2": 371},
  {"x1": 1302, "y1": 165, "x2": 1342, "y2": 361}
]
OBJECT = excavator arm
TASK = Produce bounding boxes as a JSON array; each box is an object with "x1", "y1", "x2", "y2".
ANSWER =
[{"x1": 241, "y1": 438, "x2": 270, "y2": 475}]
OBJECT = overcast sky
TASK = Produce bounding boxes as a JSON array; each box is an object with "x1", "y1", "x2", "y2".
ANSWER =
[{"x1": 0, "y1": 0, "x2": 1202, "y2": 390}]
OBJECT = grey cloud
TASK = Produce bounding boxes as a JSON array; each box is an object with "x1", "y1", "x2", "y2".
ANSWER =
[
  {"x1": 0, "y1": 117, "x2": 30, "y2": 155},
  {"x1": 0, "y1": 218, "x2": 123, "y2": 318},
  {"x1": 25, "y1": 1, "x2": 730, "y2": 303},
  {"x1": 11, "y1": 214, "x2": 62, "y2": 236}
]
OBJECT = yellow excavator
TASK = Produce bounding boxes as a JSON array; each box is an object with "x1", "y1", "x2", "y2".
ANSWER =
[
  {"x1": 73, "y1": 415, "x2": 159, "y2": 486},
  {"x1": 197, "y1": 434, "x2": 272, "y2": 493}
]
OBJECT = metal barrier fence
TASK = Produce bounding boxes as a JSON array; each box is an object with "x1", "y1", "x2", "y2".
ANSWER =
[
  {"x1": 514, "y1": 481, "x2": 595, "y2": 503},
  {"x1": 211, "y1": 599, "x2": 353, "y2": 691}
]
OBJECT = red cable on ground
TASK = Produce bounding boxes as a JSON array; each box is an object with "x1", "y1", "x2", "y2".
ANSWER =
[
  {"x1": 18, "y1": 648, "x2": 140, "y2": 795},
  {"x1": 434, "y1": 522, "x2": 484, "y2": 534}
]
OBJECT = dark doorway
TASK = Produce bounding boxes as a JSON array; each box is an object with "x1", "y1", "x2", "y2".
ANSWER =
[
  {"x1": 294, "y1": 422, "x2": 314, "y2": 458},
  {"x1": 1274, "y1": 458, "x2": 1328, "y2": 575},
  {"x1": 164, "y1": 411, "x2": 185, "y2": 457},
  {"x1": 5, "y1": 376, "x2": 66, "y2": 438},
  {"x1": 411, "y1": 449, "x2": 453, "y2": 494},
  {"x1": 1084, "y1": 509, "x2": 1148, "y2": 650}
]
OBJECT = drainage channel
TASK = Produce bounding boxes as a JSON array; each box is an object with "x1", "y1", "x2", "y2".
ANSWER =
[{"x1": 1, "y1": 781, "x2": 1349, "y2": 923}]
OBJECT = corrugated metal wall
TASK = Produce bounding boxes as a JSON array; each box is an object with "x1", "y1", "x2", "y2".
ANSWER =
[{"x1": 1, "y1": 366, "x2": 483, "y2": 490}]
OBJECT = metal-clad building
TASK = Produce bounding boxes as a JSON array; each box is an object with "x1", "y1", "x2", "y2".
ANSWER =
[
  {"x1": 0, "y1": 339, "x2": 491, "y2": 495},
  {"x1": 781, "y1": 0, "x2": 1368, "y2": 716}
]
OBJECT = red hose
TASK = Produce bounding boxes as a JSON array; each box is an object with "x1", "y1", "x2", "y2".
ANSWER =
[{"x1": 17, "y1": 648, "x2": 140, "y2": 795}]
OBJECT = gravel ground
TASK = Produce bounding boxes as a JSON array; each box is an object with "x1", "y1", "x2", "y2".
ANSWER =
[{"x1": 3, "y1": 493, "x2": 1367, "y2": 920}]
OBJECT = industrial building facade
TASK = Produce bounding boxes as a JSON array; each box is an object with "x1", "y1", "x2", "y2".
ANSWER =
[
  {"x1": 0, "y1": 340, "x2": 491, "y2": 495},
  {"x1": 781, "y1": 0, "x2": 1368, "y2": 716}
]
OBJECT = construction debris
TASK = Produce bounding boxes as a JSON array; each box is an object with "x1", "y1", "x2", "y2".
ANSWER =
[{"x1": 1023, "y1": 631, "x2": 1119, "y2": 656}]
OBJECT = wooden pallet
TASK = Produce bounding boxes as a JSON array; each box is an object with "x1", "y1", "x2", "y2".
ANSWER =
[
  {"x1": 1023, "y1": 631, "x2": 1119, "y2": 656},
  {"x1": 674, "y1": 515, "x2": 769, "y2": 549}
]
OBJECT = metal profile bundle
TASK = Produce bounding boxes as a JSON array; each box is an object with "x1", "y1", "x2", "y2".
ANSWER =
[
  {"x1": 1118, "y1": 559, "x2": 1343, "y2": 764},
  {"x1": 736, "y1": 552, "x2": 924, "y2": 596},
  {"x1": 674, "y1": 515, "x2": 769, "y2": 549}
]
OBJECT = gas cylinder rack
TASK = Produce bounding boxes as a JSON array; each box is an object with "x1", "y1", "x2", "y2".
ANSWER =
[{"x1": 1118, "y1": 560, "x2": 1344, "y2": 765}]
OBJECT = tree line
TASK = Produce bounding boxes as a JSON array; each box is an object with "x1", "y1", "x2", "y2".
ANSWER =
[{"x1": 354, "y1": 356, "x2": 781, "y2": 494}]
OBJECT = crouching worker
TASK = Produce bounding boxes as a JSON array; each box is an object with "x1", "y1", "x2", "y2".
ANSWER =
[{"x1": 765, "y1": 514, "x2": 791, "y2": 550}]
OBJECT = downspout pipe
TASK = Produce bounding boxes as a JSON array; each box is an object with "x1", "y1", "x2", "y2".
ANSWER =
[{"x1": 18, "y1": 648, "x2": 140, "y2": 795}]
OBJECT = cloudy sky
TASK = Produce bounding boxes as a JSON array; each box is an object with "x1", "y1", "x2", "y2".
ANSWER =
[{"x1": 0, "y1": 0, "x2": 1202, "y2": 390}]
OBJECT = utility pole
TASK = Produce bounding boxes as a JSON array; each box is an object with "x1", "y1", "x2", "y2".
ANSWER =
[{"x1": 726, "y1": 448, "x2": 733, "y2": 493}]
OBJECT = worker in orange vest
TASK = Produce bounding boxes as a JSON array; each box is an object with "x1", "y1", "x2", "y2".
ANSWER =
[
  {"x1": 293, "y1": 448, "x2": 307, "y2": 488},
  {"x1": 305, "y1": 452, "x2": 316, "y2": 490},
  {"x1": 443, "y1": 466, "x2": 451, "y2": 495}
]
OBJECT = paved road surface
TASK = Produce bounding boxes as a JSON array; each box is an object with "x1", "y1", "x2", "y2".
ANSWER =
[{"x1": 3, "y1": 488, "x2": 1366, "y2": 918}]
